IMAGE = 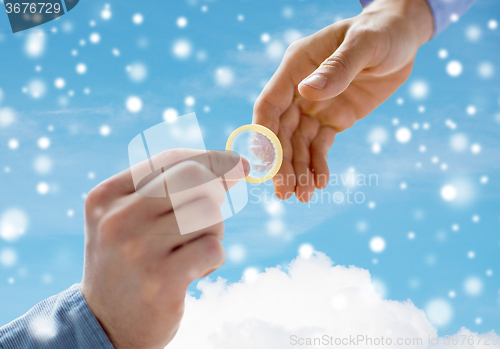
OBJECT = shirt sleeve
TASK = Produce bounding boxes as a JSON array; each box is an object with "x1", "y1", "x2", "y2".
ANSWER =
[
  {"x1": 359, "y1": 0, "x2": 476, "y2": 36},
  {"x1": 0, "y1": 284, "x2": 115, "y2": 349}
]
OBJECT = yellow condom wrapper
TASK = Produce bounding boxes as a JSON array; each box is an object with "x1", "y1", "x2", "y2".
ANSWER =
[{"x1": 226, "y1": 124, "x2": 283, "y2": 184}]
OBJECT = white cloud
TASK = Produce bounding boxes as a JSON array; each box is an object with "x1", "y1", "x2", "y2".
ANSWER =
[
  {"x1": 169, "y1": 252, "x2": 498, "y2": 349},
  {"x1": 170, "y1": 252, "x2": 435, "y2": 348}
]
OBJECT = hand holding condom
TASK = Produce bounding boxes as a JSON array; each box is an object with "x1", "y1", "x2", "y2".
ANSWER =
[{"x1": 226, "y1": 124, "x2": 283, "y2": 184}]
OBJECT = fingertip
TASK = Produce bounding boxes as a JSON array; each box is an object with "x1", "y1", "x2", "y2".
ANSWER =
[
  {"x1": 299, "y1": 81, "x2": 347, "y2": 102},
  {"x1": 295, "y1": 188, "x2": 314, "y2": 203},
  {"x1": 298, "y1": 83, "x2": 324, "y2": 102},
  {"x1": 275, "y1": 188, "x2": 294, "y2": 201},
  {"x1": 295, "y1": 181, "x2": 315, "y2": 203},
  {"x1": 313, "y1": 165, "x2": 329, "y2": 190},
  {"x1": 272, "y1": 161, "x2": 295, "y2": 201},
  {"x1": 299, "y1": 74, "x2": 328, "y2": 91},
  {"x1": 293, "y1": 160, "x2": 316, "y2": 203},
  {"x1": 241, "y1": 157, "x2": 251, "y2": 176},
  {"x1": 315, "y1": 179, "x2": 327, "y2": 190}
]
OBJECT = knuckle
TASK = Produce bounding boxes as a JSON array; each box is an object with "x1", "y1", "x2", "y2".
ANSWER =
[
  {"x1": 322, "y1": 51, "x2": 350, "y2": 76},
  {"x1": 285, "y1": 40, "x2": 303, "y2": 56},
  {"x1": 182, "y1": 161, "x2": 212, "y2": 184},
  {"x1": 160, "y1": 148, "x2": 183, "y2": 164},
  {"x1": 201, "y1": 235, "x2": 225, "y2": 261},
  {"x1": 200, "y1": 197, "x2": 224, "y2": 221},
  {"x1": 206, "y1": 187, "x2": 226, "y2": 208},
  {"x1": 349, "y1": 26, "x2": 379, "y2": 41},
  {"x1": 212, "y1": 221, "x2": 225, "y2": 236},
  {"x1": 254, "y1": 96, "x2": 281, "y2": 120},
  {"x1": 347, "y1": 25, "x2": 388, "y2": 61},
  {"x1": 186, "y1": 198, "x2": 224, "y2": 234},
  {"x1": 97, "y1": 210, "x2": 126, "y2": 243},
  {"x1": 336, "y1": 114, "x2": 357, "y2": 132},
  {"x1": 180, "y1": 162, "x2": 226, "y2": 205},
  {"x1": 120, "y1": 238, "x2": 144, "y2": 264},
  {"x1": 85, "y1": 183, "x2": 111, "y2": 216}
]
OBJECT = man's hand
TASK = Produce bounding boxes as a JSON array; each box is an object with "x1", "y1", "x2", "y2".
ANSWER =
[
  {"x1": 253, "y1": 0, "x2": 433, "y2": 202},
  {"x1": 80, "y1": 149, "x2": 248, "y2": 349}
]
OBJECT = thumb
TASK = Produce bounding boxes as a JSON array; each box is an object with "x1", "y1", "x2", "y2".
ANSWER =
[{"x1": 298, "y1": 36, "x2": 375, "y2": 101}]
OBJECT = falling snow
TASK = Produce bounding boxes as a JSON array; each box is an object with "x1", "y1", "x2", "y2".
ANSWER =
[{"x1": 0, "y1": 0, "x2": 498, "y2": 337}]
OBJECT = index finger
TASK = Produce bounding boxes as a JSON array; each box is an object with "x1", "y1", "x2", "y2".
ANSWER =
[
  {"x1": 252, "y1": 47, "x2": 300, "y2": 134},
  {"x1": 101, "y1": 149, "x2": 249, "y2": 201}
]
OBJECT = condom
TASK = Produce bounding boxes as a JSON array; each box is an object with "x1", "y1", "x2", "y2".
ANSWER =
[{"x1": 226, "y1": 124, "x2": 283, "y2": 184}]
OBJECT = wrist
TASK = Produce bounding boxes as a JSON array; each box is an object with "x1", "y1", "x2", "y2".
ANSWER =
[{"x1": 363, "y1": 0, "x2": 434, "y2": 45}]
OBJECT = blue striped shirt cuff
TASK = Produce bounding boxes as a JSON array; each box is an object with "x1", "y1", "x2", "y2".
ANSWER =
[
  {"x1": 359, "y1": 0, "x2": 476, "y2": 36},
  {"x1": 0, "y1": 284, "x2": 115, "y2": 349}
]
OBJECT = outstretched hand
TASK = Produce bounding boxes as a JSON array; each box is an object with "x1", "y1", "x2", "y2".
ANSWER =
[{"x1": 253, "y1": 0, "x2": 433, "y2": 202}]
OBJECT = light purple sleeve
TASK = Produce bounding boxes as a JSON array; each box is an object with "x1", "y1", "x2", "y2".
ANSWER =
[{"x1": 359, "y1": 0, "x2": 476, "y2": 36}]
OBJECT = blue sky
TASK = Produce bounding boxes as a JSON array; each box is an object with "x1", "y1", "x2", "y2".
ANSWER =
[{"x1": 0, "y1": 0, "x2": 499, "y2": 338}]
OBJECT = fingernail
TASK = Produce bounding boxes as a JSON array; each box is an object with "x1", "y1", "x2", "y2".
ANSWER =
[{"x1": 300, "y1": 74, "x2": 328, "y2": 90}]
